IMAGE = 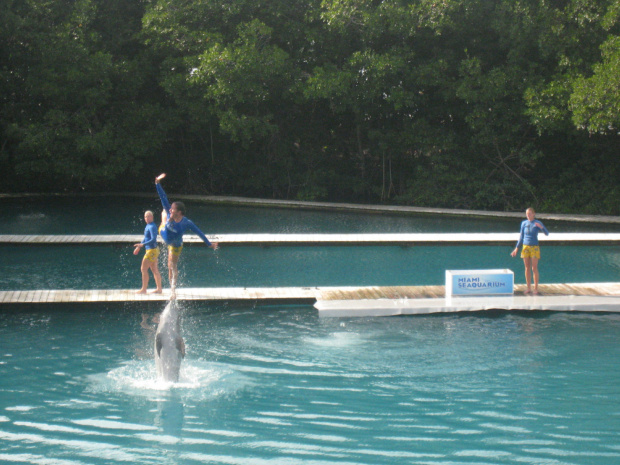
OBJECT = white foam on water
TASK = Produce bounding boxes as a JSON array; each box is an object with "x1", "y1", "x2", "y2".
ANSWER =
[
  {"x1": 0, "y1": 430, "x2": 145, "y2": 462},
  {"x1": 134, "y1": 432, "x2": 181, "y2": 444},
  {"x1": 183, "y1": 428, "x2": 255, "y2": 438},
  {"x1": 245, "y1": 440, "x2": 348, "y2": 456},
  {"x1": 257, "y1": 411, "x2": 377, "y2": 422},
  {"x1": 293, "y1": 432, "x2": 352, "y2": 442},
  {"x1": 14, "y1": 421, "x2": 117, "y2": 437},
  {"x1": 44, "y1": 399, "x2": 113, "y2": 410},
  {"x1": 304, "y1": 421, "x2": 366, "y2": 430},
  {"x1": 233, "y1": 352, "x2": 328, "y2": 368},
  {"x1": 374, "y1": 435, "x2": 456, "y2": 442},
  {"x1": 472, "y1": 410, "x2": 534, "y2": 421},
  {"x1": 0, "y1": 453, "x2": 82, "y2": 465},
  {"x1": 480, "y1": 422, "x2": 532, "y2": 433},
  {"x1": 180, "y1": 452, "x2": 362, "y2": 465},
  {"x1": 303, "y1": 331, "x2": 364, "y2": 348},
  {"x1": 5, "y1": 406, "x2": 38, "y2": 412},
  {"x1": 243, "y1": 417, "x2": 294, "y2": 426},
  {"x1": 72, "y1": 419, "x2": 156, "y2": 431},
  {"x1": 86, "y1": 359, "x2": 250, "y2": 401}
]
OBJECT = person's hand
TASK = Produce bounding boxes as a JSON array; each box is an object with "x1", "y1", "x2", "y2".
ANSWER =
[
  {"x1": 510, "y1": 248, "x2": 518, "y2": 257},
  {"x1": 210, "y1": 242, "x2": 219, "y2": 250},
  {"x1": 155, "y1": 173, "x2": 166, "y2": 183}
]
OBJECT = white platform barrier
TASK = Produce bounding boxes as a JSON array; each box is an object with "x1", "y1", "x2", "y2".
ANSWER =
[{"x1": 314, "y1": 294, "x2": 620, "y2": 317}]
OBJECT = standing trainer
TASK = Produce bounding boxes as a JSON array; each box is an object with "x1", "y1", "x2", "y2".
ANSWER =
[
  {"x1": 155, "y1": 173, "x2": 218, "y2": 295},
  {"x1": 511, "y1": 207, "x2": 549, "y2": 295}
]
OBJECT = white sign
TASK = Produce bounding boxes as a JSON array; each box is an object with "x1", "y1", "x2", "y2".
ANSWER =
[{"x1": 446, "y1": 269, "x2": 514, "y2": 296}]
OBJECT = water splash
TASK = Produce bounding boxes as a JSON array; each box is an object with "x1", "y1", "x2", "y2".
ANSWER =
[{"x1": 86, "y1": 360, "x2": 250, "y2": 401}]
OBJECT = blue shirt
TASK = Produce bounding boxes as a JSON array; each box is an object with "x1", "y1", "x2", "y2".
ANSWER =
[
  {"x1": 156, "y1": 183, "x2": 212, "y2": 248},
  {"x1": 141, "y1": 222, "x2": 158, "y2": 250},
  {"x1": 516, "y1": 219, "x2": 549, "y2": 247}
]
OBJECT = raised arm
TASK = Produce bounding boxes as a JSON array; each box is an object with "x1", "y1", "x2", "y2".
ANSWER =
[{"x1": 155, "y1": 182, "x2": 171, "y2": 214}]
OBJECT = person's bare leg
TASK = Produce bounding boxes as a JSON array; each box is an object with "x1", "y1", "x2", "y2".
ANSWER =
[
  {"x1": 149, "y1": 261, "x2": 163, "y2": 293},
  {"x1": 531, "y1": 257, "x2": 540, "y2": 294},
  {"x1": 137, "y1": 258, "x2": 150, "y2": 293},
  {"x1": 169, "y1": 252, "x2": 179, "y2": 294},
  {"x1": 523, "y1": 257, "x2": 532, "y2": 294}
]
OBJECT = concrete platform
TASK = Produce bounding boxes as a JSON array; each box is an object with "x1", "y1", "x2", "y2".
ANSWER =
[
  {"x1": 1, "y1": 283, "x2": 619, "y2": 319},
  {"x1": 314, "y1": 294, "x2": 620, "y2": 317}
]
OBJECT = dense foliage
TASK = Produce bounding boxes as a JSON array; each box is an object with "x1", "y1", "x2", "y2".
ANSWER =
[{"x1": 1, "y1": 0, "x2": 619, "y2": 214}]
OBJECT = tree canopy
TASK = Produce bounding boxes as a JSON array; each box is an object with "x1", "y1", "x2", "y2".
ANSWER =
[{"x1": 1, "y1": 0, "x2": 619, "y2": 214}]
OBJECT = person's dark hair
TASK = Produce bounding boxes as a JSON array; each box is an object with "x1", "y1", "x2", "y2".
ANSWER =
[{"x1": 172, "y1": 201, "x2": 186, "y2": 215}]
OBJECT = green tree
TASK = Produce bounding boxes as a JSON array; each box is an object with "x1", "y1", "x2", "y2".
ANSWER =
[{"x1": 1, "y1": 0, "x2": 170, "y2": 191}]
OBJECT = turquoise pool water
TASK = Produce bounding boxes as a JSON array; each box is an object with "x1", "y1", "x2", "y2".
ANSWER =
[
  {"x1": 0, "y1": 244, "x2": 618, "y2": 290},
  {"x1": 1, "y1": 304, "x2": 620, "y2": 464},
  {"x1": 1, "y1": 196, "x2": 619, "y2": 464}
]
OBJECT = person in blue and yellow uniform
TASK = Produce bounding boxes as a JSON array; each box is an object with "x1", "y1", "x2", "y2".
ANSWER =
[
  {"x1": 511, "y1": 207, "x2": 549, "y2": 295},
  {"x1": 155, "y1": 173, "x2": 219, "y2": 295},
  {"x1": 134, "y1": 210, "x2": 163, "y2": 294}
]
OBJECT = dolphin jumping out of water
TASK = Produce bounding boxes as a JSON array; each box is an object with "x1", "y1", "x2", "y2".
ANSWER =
[{"x1": 155, "y1": 299, "x2": 185, "y2": 382}]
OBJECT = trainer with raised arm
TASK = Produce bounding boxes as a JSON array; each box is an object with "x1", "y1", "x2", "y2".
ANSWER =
[
  {"x1": 511, "y1": 207, "x2": 549, "y2": 295},
  {"x1": 155, "y1": 173, "x2": 218, "y2": 295}
]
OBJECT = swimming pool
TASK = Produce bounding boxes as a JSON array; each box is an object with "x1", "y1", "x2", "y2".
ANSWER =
[
  {"x1": 0, "y1": 243, "x2": 618, "y2": 291},
  {"x1": 1, "y1": 304, "x2": 619, "y2": 464},
  {"x1": 1, "y1": 196, "x2": 619, "y2": 464}
]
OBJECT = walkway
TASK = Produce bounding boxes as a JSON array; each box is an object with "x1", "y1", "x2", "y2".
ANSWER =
[
  {"x1": 2, "y1": 283, "x2": 620, "y2": 318},
  {"x1": 1, "y1": 232, "x2": 620, "y2": 246}
]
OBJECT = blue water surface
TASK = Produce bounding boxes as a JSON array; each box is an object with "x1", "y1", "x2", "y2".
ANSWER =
[
  {"x1": 1, "y1": 196, "x2": 619, "y2": 464},
  {"x1": 0, "y1": 243, "x2": 618, "y2": 291},
  {"x1": 1, "y1": 304, "x2": 619, "y2": 465}
]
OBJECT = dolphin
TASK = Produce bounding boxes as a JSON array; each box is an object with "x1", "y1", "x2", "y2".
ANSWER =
[{"x1": 154, "y1": 299, "x2": 185, "y2": 383}]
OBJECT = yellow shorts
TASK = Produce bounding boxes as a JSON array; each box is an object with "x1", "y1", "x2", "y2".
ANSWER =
[
  {"x1": 521, "y1": 245, "x2": 540, "y2": 259},
  {"x1": 144, "y1": 248, "x2": 159, "y2": 262},
  {"x1": 168, "y1": 245, "x2": 183, "y2": 257}
]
